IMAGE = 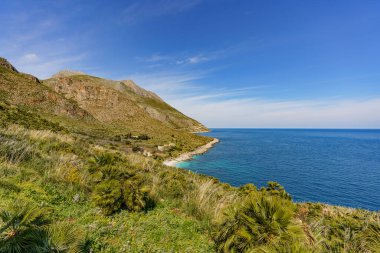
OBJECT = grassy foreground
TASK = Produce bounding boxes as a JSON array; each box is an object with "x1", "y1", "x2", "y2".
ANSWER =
[{"x1": 0, "y1": 110, "x2": 379, "y2": 252}]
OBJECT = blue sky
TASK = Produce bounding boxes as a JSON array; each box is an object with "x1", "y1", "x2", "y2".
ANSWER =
[{"x1": 1, "y1": 0, "x2": 380, "y2": 128}]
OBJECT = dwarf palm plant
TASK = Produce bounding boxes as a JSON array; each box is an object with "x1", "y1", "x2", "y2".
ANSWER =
[
  {"x1": 0, "y1": 203, "x2": 49, "y2": 253},
  {"x1": 122, "y1": 179, "x2": 153, "y2": 212},
  {"x1": 92, "y1": 179, "x2": 123, "y2": 215},
  {"x1": 40, "y1": 222, "x2": 86, "y2": 253},
  {"x1": 0, "y1": 203, "x2": 87, "y2": 253},
  {"x1": 215, "y1": 193, "x2": 304, "y2": 253}
]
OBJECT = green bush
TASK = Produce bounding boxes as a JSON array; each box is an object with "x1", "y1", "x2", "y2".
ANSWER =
[
  {"x1": 99, "y1": 165, "x2": 133, "y2": 181},
  {"x1": 92, "y1": 179, "x2": 123, "y2": 215},
  {"x1": 0, "y1": 202, "x2": 86, "y2": 253},
  {"x1": 214, "y1": 193, "x2": 304, "y2": 252},
  {"x1": 238, "y1": 183, "x2": 257, "y2": 196},
  {"x1": 122, "y1": 179, "x2": 153, "y2": 212},
  {"x1": 260, "y1": 181, "x2": 292, "y2": 200},
  {"x1": 92, "y1": 152, "x2": 119, "y2": 166}
]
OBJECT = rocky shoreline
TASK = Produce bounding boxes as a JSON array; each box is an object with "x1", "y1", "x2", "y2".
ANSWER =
[{"x1": 163, "y1": 138, "x2": 220, "y2": 167}]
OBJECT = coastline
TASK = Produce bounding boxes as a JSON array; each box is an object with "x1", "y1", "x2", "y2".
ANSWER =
[{"x1": 163, "y1": 138, "x2": 220, "y2": 167}]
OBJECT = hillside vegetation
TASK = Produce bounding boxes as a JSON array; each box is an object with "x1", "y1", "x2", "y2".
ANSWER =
[{"x1": 0, "y1": 58, "x2": 379, "y2": 252}]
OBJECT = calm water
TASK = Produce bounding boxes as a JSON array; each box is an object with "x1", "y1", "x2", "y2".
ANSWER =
[{"x1": 178, "y1": 129, "x2": 380, "y2": 211}]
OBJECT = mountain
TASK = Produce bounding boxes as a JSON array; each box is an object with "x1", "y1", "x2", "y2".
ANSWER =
[
  {"x1": 44, "y1": 71, "x2": 207, "y2": 132},
  {"x1": 0, "y1": 57, "x2": 210, "y2": 157}
]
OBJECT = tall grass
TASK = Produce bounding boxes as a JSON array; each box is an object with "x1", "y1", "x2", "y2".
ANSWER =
[{"x1": 183, "y1": 178, "x2": 236, "y2": 225}]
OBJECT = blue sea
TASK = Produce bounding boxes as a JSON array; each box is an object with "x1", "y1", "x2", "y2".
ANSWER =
[{"x1": 178, "y1": 129, "x2": 380, "y2": 211}]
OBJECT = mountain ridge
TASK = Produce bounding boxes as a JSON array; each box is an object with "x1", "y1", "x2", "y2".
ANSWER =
[
  {"x1": 0, "y1": 57, "x2": 210, "y2": 158},
  {"x1": 44, "y1": 71, "x2": 208, "y2": 133}
]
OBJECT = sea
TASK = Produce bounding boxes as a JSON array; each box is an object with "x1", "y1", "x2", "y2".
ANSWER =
[{"x1": 177, "y1": 129, "x2": 380, "y2": 211}]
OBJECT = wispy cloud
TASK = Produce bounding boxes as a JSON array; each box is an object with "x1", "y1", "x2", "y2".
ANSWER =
[
  {"x1": 137, "y1": 47, "x2": 232, "y2": 69},
  {"x1": 122, "y1": 70, "x2": 208, "y2": 96},
  {"x1": 169, "y1": 96, "x2": 380, "y2": 128},
  {"x1": 121, "y1": 0, "x2": 202, "y2": 24}
]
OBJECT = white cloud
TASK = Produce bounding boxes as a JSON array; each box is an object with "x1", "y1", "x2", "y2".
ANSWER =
[
  {"x1": 169, "y1": 97, "x2": 380, "y2": 128},
  {"x1": 187, "y1": 55, "x2": 209, "y2": 64},
  {"x1": 21, "y1": 53, "x2": 39, "y2": 63}
]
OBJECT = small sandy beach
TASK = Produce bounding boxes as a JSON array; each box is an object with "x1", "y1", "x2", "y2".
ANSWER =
[{"x1": 163, "y1": 138, "x2": 219, "y2": 167}]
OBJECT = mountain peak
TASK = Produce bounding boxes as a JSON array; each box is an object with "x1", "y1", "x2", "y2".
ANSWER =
[
  {"x1": 52, "y1": 70, "x2": 86, "y2": 78},
  {"x1": 0, "y1": 57, "x2": 18, "y2": 73}
]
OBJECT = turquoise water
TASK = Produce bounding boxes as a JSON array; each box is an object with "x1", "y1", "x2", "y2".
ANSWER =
[{"x1": 178, "y1": 129, "x2": 380, "y2": 211}]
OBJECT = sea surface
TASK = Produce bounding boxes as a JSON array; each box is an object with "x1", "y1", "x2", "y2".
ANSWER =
[{"x1": 178, "y1": 129, "x2": 380, "y2": 211}]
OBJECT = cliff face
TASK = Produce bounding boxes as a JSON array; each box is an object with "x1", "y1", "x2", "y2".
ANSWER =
[{"x1": 44, "y1": 73, "x2": 208, "y2": 132}]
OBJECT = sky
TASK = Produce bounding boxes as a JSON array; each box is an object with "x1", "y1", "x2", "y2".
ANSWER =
[{"x1": 1, "y1": 0, "x2": 380, "y2": 128}]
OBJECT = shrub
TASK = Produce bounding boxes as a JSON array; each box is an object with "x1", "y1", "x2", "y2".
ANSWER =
[
  {"x1": 157, "y1": 171, "x2": 189, "y2": 199},
  {"x1": 99, "y1": 165, "x2": 134, "y2": 181},
  {"x1": 238, "y1": 183, "x2": 257, "y2": 196},
  {"x1": 44, "y1": 221, "x2": 86, "y2": 253},
  {"x1": 214, "y1": 193, "x2": 304, "y2": 252},
  {"x1": 92, "y1": 179, "x2": 123, "y2": 215},
  {"x1": 260, "y1": 181, "x2": 292, "y2": 200},
  {"x1": 122, "y1": 179, "x2": 154, "y2": 212},
  {"x1": 0, "y1": 203, "x2": 86, "y2": 253},
  {"x1": 93, "y1": 152, "x2": 118, "y2": 166}
]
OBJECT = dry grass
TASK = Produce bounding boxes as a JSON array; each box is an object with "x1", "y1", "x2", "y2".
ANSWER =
[{"x1": 2, "y1": 124, "x2": 74, "y2": 143}]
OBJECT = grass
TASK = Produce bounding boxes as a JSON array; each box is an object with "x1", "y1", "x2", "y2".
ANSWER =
[{"x1": 0, "y1": 123, "x2": 379, "y2": 252}]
